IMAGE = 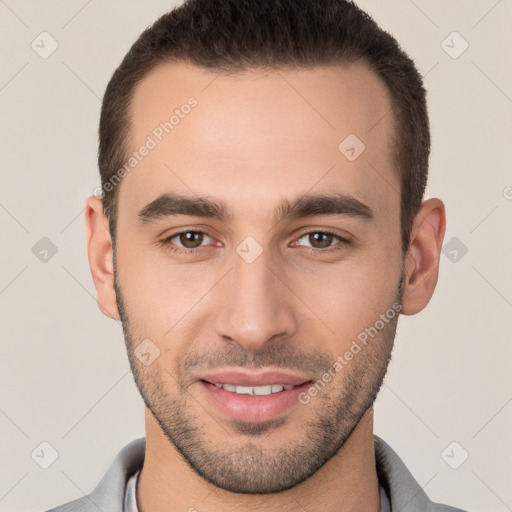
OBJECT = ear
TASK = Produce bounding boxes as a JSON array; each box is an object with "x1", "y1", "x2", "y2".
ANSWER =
[
  {"x1": 84, "y1": 196, "x2": 120, "y2": 320},
  {"x1": 401, "y1": 198, "x2": 446, "y2": 316}
]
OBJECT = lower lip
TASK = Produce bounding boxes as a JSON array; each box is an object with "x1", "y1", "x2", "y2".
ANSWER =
[{"x1": 199, "y1": 380, "x2": 312, "y2": 423}]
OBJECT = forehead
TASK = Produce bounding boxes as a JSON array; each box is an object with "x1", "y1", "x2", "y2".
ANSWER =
[{"x1": 119, "y1": 61, "x2": 399, "y2": 224}]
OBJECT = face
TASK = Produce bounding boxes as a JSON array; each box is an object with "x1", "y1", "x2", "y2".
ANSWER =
[{"x1": 112, "y1": 61, "x2": 405, "y2": 493}]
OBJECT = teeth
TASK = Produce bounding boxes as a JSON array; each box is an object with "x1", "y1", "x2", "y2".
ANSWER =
[{"x1": 211, "y1": 383, "x2": 297, "y2": 395}]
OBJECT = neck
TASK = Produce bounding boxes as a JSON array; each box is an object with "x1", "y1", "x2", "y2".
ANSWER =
[{"x1": 137, "y1": 407, "x2": 380, "y2": 512}]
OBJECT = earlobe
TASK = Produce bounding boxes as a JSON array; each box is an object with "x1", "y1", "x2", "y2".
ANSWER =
[
  {"x1": 400, "y1": 198, "x2": 446, "y2": 316},
  {"x1": 84, "y1": 195, "x2": 120, "y2": 320}
]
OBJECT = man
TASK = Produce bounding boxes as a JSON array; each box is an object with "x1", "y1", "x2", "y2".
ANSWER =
[{"x1": 47, "y1": 0, "x2": 468, "y2": 511}]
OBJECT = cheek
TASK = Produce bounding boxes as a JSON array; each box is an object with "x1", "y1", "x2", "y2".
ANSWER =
[
  {"x1": 115, "y1": 242, "x2": 173, "y2": 336},
  {"x1": 117, "y1": 254, "x2": 219, "y2": 354},
  {"x1": 290, "y1": 257, "x2": 399, "y2": 345}
]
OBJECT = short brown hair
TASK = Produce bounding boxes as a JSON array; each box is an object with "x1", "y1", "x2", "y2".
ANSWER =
[{"x1": 99, "y1": 0, "x2": 430, "y2": 255}]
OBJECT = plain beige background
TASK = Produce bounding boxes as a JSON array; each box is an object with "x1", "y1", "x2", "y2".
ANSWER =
[{"x1": 0, "y1": 1, "x2": 511, "y2": 511}]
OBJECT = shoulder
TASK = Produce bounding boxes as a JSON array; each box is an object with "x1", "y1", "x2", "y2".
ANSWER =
[
  {"x1": 44, "y1": 437, "x2": 146, "y2": 512},
  {"x1": 374, "y1": 435, "x2": 469, "y2": 512}
]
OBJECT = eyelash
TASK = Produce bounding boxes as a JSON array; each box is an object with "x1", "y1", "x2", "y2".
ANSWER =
[{"x1": 159, "y1": 229, "x2": 350, "y2": 255}]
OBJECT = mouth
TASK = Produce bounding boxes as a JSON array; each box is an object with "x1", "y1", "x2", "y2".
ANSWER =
[{"x1": 197, "y1": 373, "x2": 313, "y2": 424}]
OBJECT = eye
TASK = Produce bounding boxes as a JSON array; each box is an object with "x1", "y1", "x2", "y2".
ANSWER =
[
  {"x1": 161, "y1": 230, "x2": 215, "y2": 253},
  {"x1": 294, "y1": 231, "x2": 349, "y2": 252}
]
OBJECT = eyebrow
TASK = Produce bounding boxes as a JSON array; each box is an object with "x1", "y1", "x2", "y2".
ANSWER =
[{"x1": 137, "y1": 192, "x2": 375, "y2": 226}]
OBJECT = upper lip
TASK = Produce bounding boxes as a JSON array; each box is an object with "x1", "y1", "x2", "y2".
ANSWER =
[{"x1": 199, "y1": 369, "x2": 313, "y2": 387}]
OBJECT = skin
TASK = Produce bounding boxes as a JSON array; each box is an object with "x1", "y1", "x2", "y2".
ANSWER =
[{"x1": 85, "y1": 61, "x2": 445, "y2": 512}]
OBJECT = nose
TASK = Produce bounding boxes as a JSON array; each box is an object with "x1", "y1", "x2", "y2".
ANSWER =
[{"x1": 213, "y1": 245, "x2": 298, "y2": 351}]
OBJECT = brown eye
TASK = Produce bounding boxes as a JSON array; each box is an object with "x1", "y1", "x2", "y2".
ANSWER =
[
  {"x1": 176, "y1": 231, "x2": 206, "y2": 249},
  {"x1": 162, "y1": 230, "x2": 215, "y2": 253},
  {"x1": 295, "y1": 231, "x2": 350, "y2": 252},
  {"x1": 308, "y1": 232, "x2": 334, "y2": 248}
]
